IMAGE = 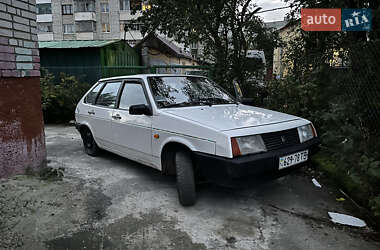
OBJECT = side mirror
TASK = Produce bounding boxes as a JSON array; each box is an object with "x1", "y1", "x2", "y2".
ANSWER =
[
  {"x1": 241, "y1": 97, "x2": 254, "y2": 106},
  {"x1": 129, "y1": 104, "x2": 152, "y2": 116}
]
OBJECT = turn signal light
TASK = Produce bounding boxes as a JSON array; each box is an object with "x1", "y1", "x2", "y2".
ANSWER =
[
  {"x1": 311, "y1": 124, "x2": 317, "y2": 137},
  {"x1": 231, "y1": 138, "x2": 241, "y2": 157}
]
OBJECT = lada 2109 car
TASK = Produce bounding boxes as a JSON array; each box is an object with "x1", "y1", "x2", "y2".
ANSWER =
[{"x1": 75, "y1": 75, "x2": 320, "y2": 206}]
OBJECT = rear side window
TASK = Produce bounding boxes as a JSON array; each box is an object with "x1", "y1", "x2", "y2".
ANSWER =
[
  {"x1": 119, "y1": 83, "x2": 148, "y2": 109},
  {"x1": 85, "y1": 83, "x2": 103, "y2": 104},
  {"x1": 95, "y1": 81, "x2": 121, "y2": 108}
]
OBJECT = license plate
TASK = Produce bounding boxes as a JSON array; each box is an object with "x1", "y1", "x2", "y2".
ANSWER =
[{"x1": 279, "y1": 150, "x2": 308, "y2": 170}]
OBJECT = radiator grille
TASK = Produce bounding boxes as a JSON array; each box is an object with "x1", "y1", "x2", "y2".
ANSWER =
[{"x1": 261, "y1": 128, "x2": 300, "y2": 151}]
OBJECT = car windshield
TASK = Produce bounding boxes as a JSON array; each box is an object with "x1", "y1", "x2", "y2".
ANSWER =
[{"x1": 148, "y1": 76, "x2": 236, "y2": 108}]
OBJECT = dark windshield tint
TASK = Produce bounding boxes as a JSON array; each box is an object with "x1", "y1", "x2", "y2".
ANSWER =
[
  {"x1": 148, "y1": 76, "x2": 235, "y2": 108},
  {"x1": 95, "y1": 82, "x2": 121, "y2": 108},
  {"x1": 85, "y1": 82, "x2": 103, "y2": 104}
]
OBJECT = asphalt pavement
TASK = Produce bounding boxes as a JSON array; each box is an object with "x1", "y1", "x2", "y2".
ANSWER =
[{"x1": 1, "y1": 124, "x2": 378, "y2": 250}]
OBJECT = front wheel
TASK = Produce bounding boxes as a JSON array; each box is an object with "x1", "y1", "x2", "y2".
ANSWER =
[
  {"x1": 175, "y1": 150, "x2": 196, "y2": 206},
  {"x1": 81, "y1": 127, "x2": 100, "y2": 156}
]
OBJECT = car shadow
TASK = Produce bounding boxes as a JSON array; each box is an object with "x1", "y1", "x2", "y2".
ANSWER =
[
  {"x1": 98, "y1": 149, "x2": 177, "y2": 185},
  {"x1": 96, "y1": 149, "x2": 300, "y2": 204}
]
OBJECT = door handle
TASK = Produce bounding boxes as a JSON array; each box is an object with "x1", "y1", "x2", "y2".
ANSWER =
[
  {"x1": 88, "y1": 110, "x2": 95, "y2": 115},
  {"x1": 112, "y1": 114, "x2": 122, "y2": 120}
]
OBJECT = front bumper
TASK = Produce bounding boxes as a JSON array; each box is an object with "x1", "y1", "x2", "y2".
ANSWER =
[{"x1": 193, "y1": 138, "x2": 320, "y2": 185}]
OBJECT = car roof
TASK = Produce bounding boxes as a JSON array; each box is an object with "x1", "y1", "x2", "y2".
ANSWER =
[{"x1": 99, "y1": 74, "x2": 206, "y2": 82}]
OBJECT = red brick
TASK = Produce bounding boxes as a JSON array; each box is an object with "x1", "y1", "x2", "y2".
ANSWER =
[
  {"x1": 1, "y1": 70, "x2": 20, "y2": 77},
  {"x1": 0, "y1": 62, "x2": 16, "y2": 69},
  {"x1": 26, "y1": 70, "x2": 40, "y2": 77},
  {"x1": 31, "y1": 49, "x2": 39, "y2": 56},
  {"x1": 0, "y1": 45, "x2": 14, "y2": 53},
  {"x1": 0, "y1": 76, "x2": 46, "y2": 178},
  {"x1": 0, "y1": 53, "x2": 15, "y2": 61},
  {"x1": 32, "y1": 56, "x2": 39, "y2": 63}
]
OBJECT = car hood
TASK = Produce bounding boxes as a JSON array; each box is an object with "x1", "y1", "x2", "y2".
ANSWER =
[{"x1": 163, "y1": 104, "x2": 301, "y2": 131}]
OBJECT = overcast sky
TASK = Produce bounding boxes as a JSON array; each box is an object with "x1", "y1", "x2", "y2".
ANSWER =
[{"x1": 255, "y1": 0, "x2": 291, "y2": 22}]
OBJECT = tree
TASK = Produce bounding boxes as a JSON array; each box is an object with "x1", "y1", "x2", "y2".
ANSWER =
[{"x1": 138, "y1": 0, "x2": 280, "y2": 92}]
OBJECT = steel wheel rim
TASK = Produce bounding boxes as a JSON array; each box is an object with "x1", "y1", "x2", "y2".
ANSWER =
[{"x1": 85, "y1": 131, "x2": 93, "y2": 148}]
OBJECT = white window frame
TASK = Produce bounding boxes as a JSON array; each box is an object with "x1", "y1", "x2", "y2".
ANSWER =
[
  {"x1": 63, "y1": 24, "x2": 75, "y2": 34},
  {"x1": 102, "y1": 23, "x2": 111, "y2": 33},
  {"x1": 100, "y1": 2, "x2": 109, "y2": 13},
  {"x1": 37, "y1": 22, "x2": 53, "y2": 33},
  {"x1": 62, "y1": 4, "x2": 73, "y2": 15}
]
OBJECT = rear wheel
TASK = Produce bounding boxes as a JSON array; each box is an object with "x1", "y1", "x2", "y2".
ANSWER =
[
  {"x1": 175, "y1": 150, "x2": 196, "y2": 206},
  {"x1": 81, "y1": 127, "x2": 100, "y2": 156}
]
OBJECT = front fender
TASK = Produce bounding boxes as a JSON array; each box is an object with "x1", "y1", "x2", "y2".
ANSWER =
[
  {"x1": 153, "y1": 130, "x2": 216, "y2": 159},
  {"x1": 160, "y1": 136, "x2": 197, "y2": 154}
]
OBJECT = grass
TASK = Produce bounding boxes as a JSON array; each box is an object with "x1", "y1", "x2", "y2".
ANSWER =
[{"x1": 312, "y1": 151, "x2": 380, "y2": 230}]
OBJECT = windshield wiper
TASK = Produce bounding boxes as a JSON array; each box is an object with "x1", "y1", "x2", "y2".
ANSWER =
[
  {"x1": 199, "y1": 97, "x2": 237, "y2": 105},
  {"x1": 162, "y1": 100, "x2": 212, "y2": 108}
]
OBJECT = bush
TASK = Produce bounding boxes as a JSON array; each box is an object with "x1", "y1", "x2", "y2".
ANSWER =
[
  {"x1": 261, "y1": 57, "x2": 380, "y2": 227},
  {"x1": 40, "y1": 70, "x2": 91, "y2": 123}
]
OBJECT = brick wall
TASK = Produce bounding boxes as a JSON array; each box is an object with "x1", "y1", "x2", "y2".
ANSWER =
[
  {"x1": 0, "y1": 0, "x2": 46, "y2": 178},
  {"x1": 0, "y1": 0, "x2": 40, "y2": 78}
]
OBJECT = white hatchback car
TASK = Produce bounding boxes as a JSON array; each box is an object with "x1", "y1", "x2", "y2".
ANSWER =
[{"x1": 75, "y1": 74, "x2": 320, "y2": 206}]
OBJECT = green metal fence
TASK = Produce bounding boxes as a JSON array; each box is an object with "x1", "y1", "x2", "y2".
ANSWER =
[
  {"x1": 149, "y1": 65, "x2": 213, "y2": 78},
  {"x1": 42, "y1": 66, "x2": 102, "y2": 84},
  {"x1": 101, "y1": 66, "x2": 148, "y2": 78},
  {"x1": 42, "y1": 65, "x2": 214, "y2": 83}
]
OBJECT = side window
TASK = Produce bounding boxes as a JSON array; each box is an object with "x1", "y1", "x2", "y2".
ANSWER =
[
  {"x1": 95, "y1": 82, "x2": 122, "y2": 108},
  {"x1": 85, "y1": 82, "x2": 103, "y2": 104},
  {"x1": 119, "y1": 83, "x2": 148, "y2": 109}
]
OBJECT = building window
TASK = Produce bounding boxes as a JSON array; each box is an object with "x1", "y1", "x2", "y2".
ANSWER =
[
  {"x1": 63, "y1": 24, "x2": 74, "y2": 33},
  {"x1": 36, "y1": 3, "x2": 52, "y2": 14},
  {"x1": 142, "y1": 1, "x2": 150, "y2": 11},
  {"x1": 100, "y1": 2, "x2": 109, "y2": 13},
  {"x1": 96, "y1": 82, "x2": 122, "y2": 108},
  {"x1": 37, "y1": 23, "x2": 52, "y2": 32},
  {"x1": 76, "y1": 1, "x2": 95, "y2": 12},
  {"x1": 119, "y1": 0, "x2": 130, "y2": 10},
  {"x1": 190, "y1": 42, "x2": 198, "y2": 49},
  {"x1": 120, "y1": 20, "x2": 142, "y2": 31},
  {"x1": 102, "y1": 23, "x2": 111, "y2": 33},
  {"x1": 62, "y1": 4, "x2": 73, "y2": 15},
  {"x1": 76, "y1": 21, "x2": 96, "y2": 32}
]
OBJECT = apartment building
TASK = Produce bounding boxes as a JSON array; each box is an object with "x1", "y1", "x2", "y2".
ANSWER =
[{"x1": 36, "y1": 0, "x2": 147, "y2": 44}]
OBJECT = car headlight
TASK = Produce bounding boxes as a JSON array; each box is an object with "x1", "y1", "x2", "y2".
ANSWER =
[
  {"x1": 231, "y1": 135, "x2": 267, "y2": 157},
  {"x1": 297, "y1": 124, "x2": 316, "y2": 143}
]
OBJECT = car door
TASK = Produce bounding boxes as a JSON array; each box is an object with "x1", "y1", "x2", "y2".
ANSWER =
[
  {"x1": 77, "y1": 81, "x2": 104, "y2": 128},
  {"x1": 91, "y1": 81, "x2": 122, "y2": 150},
  {"x1": 111, "y1": 79, "x2": 153, "y2": 165}
]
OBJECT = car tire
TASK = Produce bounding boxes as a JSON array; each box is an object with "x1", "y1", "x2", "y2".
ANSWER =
[
  {"x1": 81, "y1": 127, "x2": 100, "y2": 156},
  {"x1": 175, "y1": 150, "x2": 196, "y2": 206}
]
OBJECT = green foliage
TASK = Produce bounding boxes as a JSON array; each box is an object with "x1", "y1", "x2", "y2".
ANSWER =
[
  {"x1": 264, "y1": 61, "x2": 380, "y2": 222},
  {"x1": 370, "y1": 196, "x2": 380, "y2": 217},
  {"x1": 138, "y1": 0, "x2": 280, "y2": 92},
  {"x1": 40, "y1": 70, "x2": 91, "y2": 123},
  {"x1": 262, "y1": 0, "x2": 380, "y2": 223}
]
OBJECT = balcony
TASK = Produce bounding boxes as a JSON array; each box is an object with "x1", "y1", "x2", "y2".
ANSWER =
[
  {"x1": 119, "y1": 30, "x2": 142, "y2": 41},
  {"x1": 36, "y1": 0, "x2": 51, "y2": 4},
  {"x1": 37, "y1": 33, "x2": 53, "y2": 41},
  {"x1": 74, "y1": 12, "x2": 96, "y2": 21},
  {"x1": 76, "y1": 32, "x2": 95, "y2": 40},
  {"x1": 119, "y1": 10, "x2": 142, "y2": 21},
  {"x1": 36, "y1": 14, "x2": 52, "y2": 22}
]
